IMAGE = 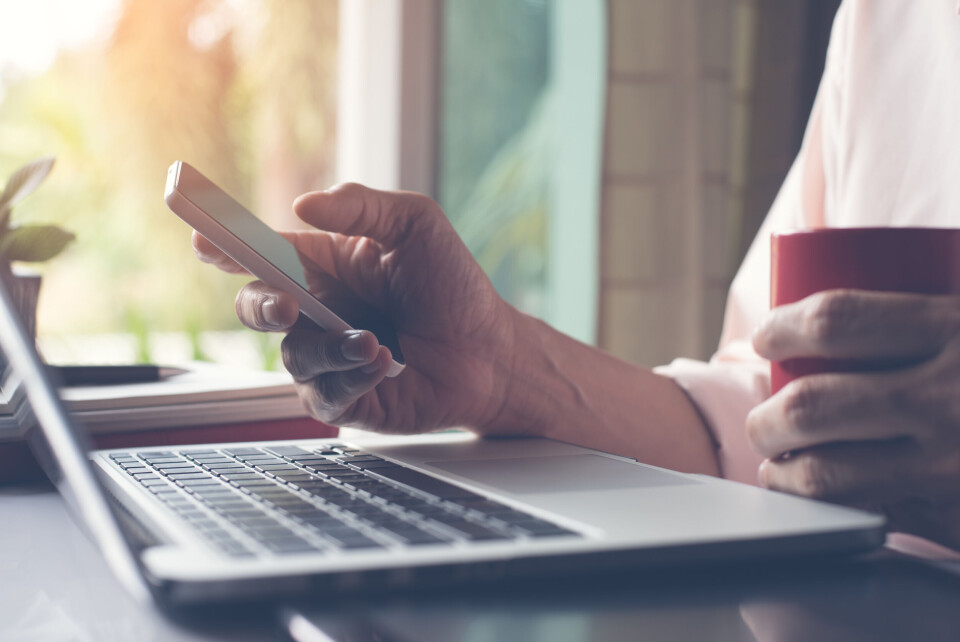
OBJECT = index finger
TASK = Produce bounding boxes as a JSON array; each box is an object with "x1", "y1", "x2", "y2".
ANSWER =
[
  {"x1": 293, "y1": 183, "x2": 436, "y2": 248},
  {"x1": 192, "y1": 231, "x2": 247, "y2": 274},
  {"x1": 753, "y1": 290, "x2": 960, "y2": 361}
]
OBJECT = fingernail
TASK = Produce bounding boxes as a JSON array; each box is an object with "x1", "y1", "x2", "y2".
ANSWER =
[
  {"x1": 262, "y1": 297, "x2": 281, "y2": 328},
  {"x1": 340, "y1": 331, "x2": 367, "y2": 362}
]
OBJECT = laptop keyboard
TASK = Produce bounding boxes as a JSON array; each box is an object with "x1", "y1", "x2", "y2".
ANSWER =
[{"x1": 107, "y1": 443, "x2": 579, "y2": 558}]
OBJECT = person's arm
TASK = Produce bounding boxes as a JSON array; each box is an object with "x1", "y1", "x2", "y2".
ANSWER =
[
  {"x1": 488, "y1": 312, "x2": 720, "y2": 475},
  {"x1": 194, "y1": 184, "x2": 720, "y2": 476}
]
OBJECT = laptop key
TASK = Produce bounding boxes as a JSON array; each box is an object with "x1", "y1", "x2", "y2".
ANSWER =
[
  {"x1": 320, "y1": 527, "x2": 382, "y2": 549},
  {"x1": 147, "y1": 484, "x2": 178, "y2": 494},
  {"x1": 138, "y1": 451, "x2": 175, "y2": 458},
  {"x1": 378, "y1": 524, "x2": 450, "y2": 546},
  {"x1": 291, "y1": 456, "x2": 336, "y2": 466},
  {"x1": 255, "y1": 463, "x2": 300, "y2": 472},
  {"x1": 144, "y1": 457, "x2": 188, "y2": 465},
  {"x1": 203, "y1": 495, "x2": 253, "y2": 507},
  {"x1": 351, "y1": 460, "x2": 401, "y2": 471},
  {"x1": 121, "y1": 465, "x2": 152, "y2": 474},
  {"x1": 511, "y1": 519, "x2": 578, "y2": 538},
  {"x1": 266, "y1": 445, "x2": 313, "y2": 457},
  {"x1": 273, "y1": 471, "x2": 317, "y2": 481},
  {"x1": 336, "y1": 455, "x2": 384, "y2": 464},
  {"x1": 262, "y1": 536, "x2": 320, "y2": 554},
  {"x1": 237, "y1": 455, "x2": 284, "y2": 466},
  {"x1": 153, "y1": 462, "x2": 198, "y2": 470},
  {"x1": 222, "y1": 448, "x2": 266, "y2": 456},
  {"x1": 270, "y1": 497, "x2": 316, "y2": 512},
  {"x1": 220, "y1": 470, "x2": 263, "y2": 481},
  {"x1": 178, "y1": 478, "x2": 226, "y2": 487},
  {"x1": 298, "y1": 513, "x2": 348, "y2": 528},
  {"x1": 431, "y1": 518, "x2": 512, "y2": 541},
  {"x1": 371, "y1": 467, "x2": 482, "y2": 501},
  {"x1": 169, "y1": 474, "x2": 214, "y2": 483},
  {"x1": 233, "y1": 479, "x2": 282, "y2": 489}
]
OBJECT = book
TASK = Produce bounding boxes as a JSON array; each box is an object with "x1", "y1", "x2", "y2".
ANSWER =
[
  {"x1": 1, "y1": 361, "x2": 310, "y2": 438},
  {"x1": 0, "y1": 361, "x2": 340, "y2": 483}
]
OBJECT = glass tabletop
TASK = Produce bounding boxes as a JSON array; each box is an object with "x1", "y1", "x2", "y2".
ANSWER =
[{"x1": 286, "y1": 552, "x2": 960, "y2": 642}]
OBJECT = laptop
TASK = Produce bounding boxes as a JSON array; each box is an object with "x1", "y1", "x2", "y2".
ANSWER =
[{"x1": 0, "y1": 268, "x2": 885, "y2": 606}]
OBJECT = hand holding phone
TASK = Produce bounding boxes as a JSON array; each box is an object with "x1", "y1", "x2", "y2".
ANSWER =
[{"x1": 164, "y1": 161, "x2": 405, "y2": 377}]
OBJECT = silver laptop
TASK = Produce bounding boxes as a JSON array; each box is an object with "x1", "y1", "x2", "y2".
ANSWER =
[{"x1": 0, "y1": 267, "x2": 885, "y2": 606}]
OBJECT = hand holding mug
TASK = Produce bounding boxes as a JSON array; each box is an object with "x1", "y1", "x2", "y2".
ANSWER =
[{"x1": 748, "y1": 228, "x2": 960, "y2": 549}]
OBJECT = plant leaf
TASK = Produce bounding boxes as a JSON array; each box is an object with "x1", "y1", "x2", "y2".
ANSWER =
[
  {"x1": 0, "y1": 157, "x2": 56, "y2": 214},
  {"x1": 0, "y1": 225, "x2": 75, "y2": 263}
]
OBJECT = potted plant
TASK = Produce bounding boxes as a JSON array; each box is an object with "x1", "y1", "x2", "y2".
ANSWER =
[{"x1": 0, "y1": 157, "x2": 75, "y2": 338}]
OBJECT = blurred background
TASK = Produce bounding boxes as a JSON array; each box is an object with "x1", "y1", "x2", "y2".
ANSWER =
[{"x1": 0, "y1": 0, "x2": 839, "y2": 371}]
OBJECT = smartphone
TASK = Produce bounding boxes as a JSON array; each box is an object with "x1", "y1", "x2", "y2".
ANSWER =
[{"x1": 164, "y1": 161, "x2": 404, "y2": 377}]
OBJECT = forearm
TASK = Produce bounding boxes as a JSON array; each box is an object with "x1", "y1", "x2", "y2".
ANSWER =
[{"x1": 486, "y1": 313, "x2": 721, "y2": 476}]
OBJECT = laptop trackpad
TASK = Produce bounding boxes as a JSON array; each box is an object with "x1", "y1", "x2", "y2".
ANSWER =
[{"x1": 428, "y1": 454, "x2": 697, "y2": 495}]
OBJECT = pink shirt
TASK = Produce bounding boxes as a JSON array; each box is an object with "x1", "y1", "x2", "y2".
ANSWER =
[{"x1": 657, "y1": 0, "x2": 960, "y2": 485}]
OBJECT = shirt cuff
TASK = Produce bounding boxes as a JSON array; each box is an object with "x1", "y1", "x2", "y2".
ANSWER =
[{"x1": 654, "y1": 357, "x2": 769, "y2": 485}]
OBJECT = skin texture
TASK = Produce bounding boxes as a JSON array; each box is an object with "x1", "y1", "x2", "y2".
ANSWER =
[
  {"x1": 750, "y1": 289, "x2": 960, "y2": 549},
  {"x1": 193, "y1": 183, "x2": 720, "y2": 475}
]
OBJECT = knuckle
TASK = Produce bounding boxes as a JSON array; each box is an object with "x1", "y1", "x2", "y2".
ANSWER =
[
  {"x1": 406, "y1": 191, "x2": 440, "y2": 215},
  {"x1": 804, "y1": 291, "x2": 859, "y2": 350},
  {"x1": 796, "y1": 455, "x2": 832, "y2": 499},
  {"x1": 307, "y1": 376, "x2": 357, "y2": 422},
  {"x1": 281, "y1": 332, "x2": 346, "y2": 378},
  {"x1": 781, "y1": 379, "x2": 820, "y2": 431},
  {"x1": 329, "y1": 182, "x2": 366, "y2": 198},
  {"x1": 396, "y1": 192, "x2": 444, "y2": 236},
  {"x1": 744, "y1": 410, "x2": 766, "y2": 452},
  {"x1": 280, "y1": 333, "x2": 314, "y2": 377},
  {"x1": 296, "y1": 380, "x2": 344, "y2": 424}
]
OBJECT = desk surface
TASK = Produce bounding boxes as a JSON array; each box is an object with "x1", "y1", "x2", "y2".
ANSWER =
[{"x1": 4, "y1": 482, "x2": 960, "y2": 642}]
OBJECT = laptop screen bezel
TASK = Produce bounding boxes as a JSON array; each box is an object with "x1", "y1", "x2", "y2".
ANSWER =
[{"x1": 0, "y1": 265, "x2": 151, "y2": 601}]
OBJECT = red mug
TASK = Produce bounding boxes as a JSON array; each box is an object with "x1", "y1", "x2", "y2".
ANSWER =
[{"x1": 770, "y1": 227, "x2": 960, "y2": 394}]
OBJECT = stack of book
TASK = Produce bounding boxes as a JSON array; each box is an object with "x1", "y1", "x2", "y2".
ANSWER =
[{"x1": 0, "y1": 362, "x2": 337, "y2": 482}]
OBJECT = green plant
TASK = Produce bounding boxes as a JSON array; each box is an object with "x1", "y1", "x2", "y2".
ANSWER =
[{"x1": 0, "y1": 157, "x2": 75, "y2": 264}]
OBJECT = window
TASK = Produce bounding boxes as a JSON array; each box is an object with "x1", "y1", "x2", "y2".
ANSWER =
[
  {"x1": 0, "y1": 0, "x2": 339, "y2": 367},
  {"x1": 1, "y1": 0, "x2": 604, "y2": 366}
]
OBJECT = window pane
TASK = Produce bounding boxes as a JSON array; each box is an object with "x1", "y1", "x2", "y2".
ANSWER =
[
  {"x1": 0, "y1": 0, "x2": 338, "y2": 367},
  {"x1": 438, "y1": 0, "x2": 553, "y2": 317}
]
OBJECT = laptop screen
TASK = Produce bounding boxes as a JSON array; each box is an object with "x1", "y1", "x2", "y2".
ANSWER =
[{"x1": 0, "y1": 266, "x2": 149, "y2": 600}]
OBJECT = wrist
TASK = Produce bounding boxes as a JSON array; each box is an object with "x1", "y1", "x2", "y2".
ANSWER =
[{"x1": 479, "y1": 311, "x2": 584, "y2": 439}]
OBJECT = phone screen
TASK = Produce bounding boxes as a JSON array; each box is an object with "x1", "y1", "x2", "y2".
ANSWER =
[{"x1": 176, "y1": 166, "x2": 312, "y2": 292}]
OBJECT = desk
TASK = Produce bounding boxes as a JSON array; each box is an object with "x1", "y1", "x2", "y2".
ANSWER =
[
  {"x1": 286, "y1": 554, "x2": 960, "y2": 641},
  {"x1": 4, "y1": 482, "x2": 960, "y2": 642},
  {"x1": 0, "y1": 483, "x2": 288, "y2": 641}
]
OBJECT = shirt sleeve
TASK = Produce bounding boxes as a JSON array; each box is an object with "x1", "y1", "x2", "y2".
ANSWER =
[{"x1": 654, "y1": 2, "x2": 849, "y2": 484}]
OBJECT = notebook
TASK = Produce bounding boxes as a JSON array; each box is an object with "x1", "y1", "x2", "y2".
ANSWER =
[{"x1": 0, "y1": 266, "x2": 884, "y2": 606}]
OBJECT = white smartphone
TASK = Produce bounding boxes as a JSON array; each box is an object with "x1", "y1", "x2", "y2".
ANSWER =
[{"x1": 164, "y1": 161, "x2": 404, "y2": 377}]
